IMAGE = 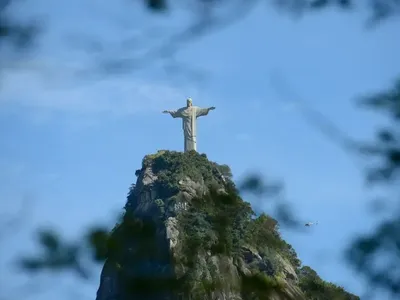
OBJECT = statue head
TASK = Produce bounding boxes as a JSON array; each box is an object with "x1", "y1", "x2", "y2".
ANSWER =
[{"x1": 186, "y1": 97, "x2": 193, "y2": 107}]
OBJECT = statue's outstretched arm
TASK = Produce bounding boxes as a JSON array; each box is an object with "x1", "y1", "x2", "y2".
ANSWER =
[
  {"x1": 196, "y1": 106, "x2": 215, "y2": 118},
  {"x1": 162, "y1": 110, "x2": 180, "y2": 118}
]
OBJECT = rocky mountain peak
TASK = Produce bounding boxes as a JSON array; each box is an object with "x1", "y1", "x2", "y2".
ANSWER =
[{"x1": 95, "y1": 150, "x2": 359, "y2": 300}]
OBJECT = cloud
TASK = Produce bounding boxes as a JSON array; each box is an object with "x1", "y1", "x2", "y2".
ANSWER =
[{"x1": 0, "y1": 60, "x2": 200, "y2": 118}]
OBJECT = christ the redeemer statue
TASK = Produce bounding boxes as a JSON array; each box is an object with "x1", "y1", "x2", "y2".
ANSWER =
[{"x1": 162, "y1": 98, "x2": 215, "y2": 152}]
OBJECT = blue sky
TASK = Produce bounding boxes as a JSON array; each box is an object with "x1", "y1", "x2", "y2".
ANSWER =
[{"x1": 1, "y1": 0, "x2": 399, "y2": 299}]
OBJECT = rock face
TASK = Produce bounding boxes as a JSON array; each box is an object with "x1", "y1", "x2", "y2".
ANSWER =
[{"x1": 95, "y1": 151, "x2": 359, "y2": 300}]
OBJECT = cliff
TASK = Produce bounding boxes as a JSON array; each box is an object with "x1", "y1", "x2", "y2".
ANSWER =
[{"x1": 95, "y1": 150, "x2": 359, "y2": 300}]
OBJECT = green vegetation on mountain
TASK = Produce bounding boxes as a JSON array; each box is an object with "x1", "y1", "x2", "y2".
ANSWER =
[{"x1": 100, "y1": 150, "x2": 360, "y2": 299}]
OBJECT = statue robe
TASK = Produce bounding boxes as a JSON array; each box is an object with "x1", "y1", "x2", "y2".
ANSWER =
[{"x1": 168, "y1": 106, "x2": 211, "y2": 152}]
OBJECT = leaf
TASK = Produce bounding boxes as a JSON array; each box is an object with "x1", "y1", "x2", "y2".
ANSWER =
[
  {"x1": 38, "y1": 230, "x2": 60, "y2": 252},
  {"x1": 309, "y1": 0, "x2": 329, "y2": 10},
  {"x1": 240, "y1": 175, "x2": 263, "y2": 192},
  {"x1": 377, "y1": 129, "x2": 396, "y2": 143},
  {"x1": 240, "y1": 175, "x2": 282, "y2": 196},
  {"x1": 275, "y1": 203, "x2": 300, "y2": 229},
  {"x1": 388, "y1": 149, "x2": 400, "y2": 165},
  {"x1": 337, "y1": 0, "x2": 352, "y2": 9},
  {"x1": 146, "y1": 0, "x2": 167, "y2": 11},
  {"x1": 366, "y1": 167, "x2": 394, "y2": 183},
  {"x1": 87, "y1": 228, "x2": 109, "y2": 262},
  {"x1": 19, "y1": 258, "x2": 44, "y2": 271}
]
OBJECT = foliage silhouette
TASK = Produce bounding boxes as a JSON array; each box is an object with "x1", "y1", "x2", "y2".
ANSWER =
[{"x1": 344, "y1": 78, "x2": 400, "y2": 298}]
